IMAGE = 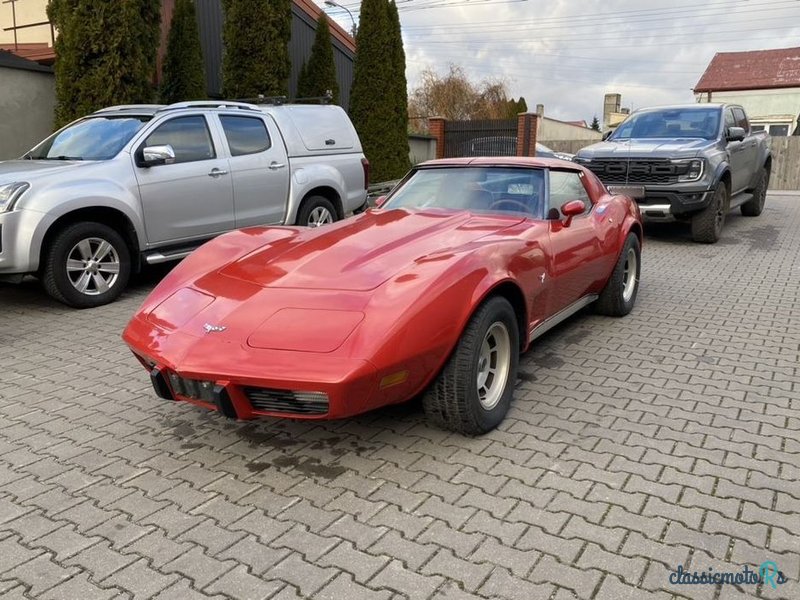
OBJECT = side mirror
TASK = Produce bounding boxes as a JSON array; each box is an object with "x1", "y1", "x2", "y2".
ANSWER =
[
  {"x1": 560, "y1": 199, "x2": 585, "y2": 227},
  {"x1": 602, "y1": 130, "x2": 613, "y2": 141},
  {"x1": 726, "y1": 126, "x2": 746, "y2": 142},
  {"x1": 373, "y1": 195, "x2": 388, "y2": 208},
  {"x1": 141, "y1": 144, "x2": 176, "y2": 167}
]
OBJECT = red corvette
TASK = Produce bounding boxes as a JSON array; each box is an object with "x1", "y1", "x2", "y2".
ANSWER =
[{"x1": 123, "y1": 157, "x2": 642, "y2": 434}]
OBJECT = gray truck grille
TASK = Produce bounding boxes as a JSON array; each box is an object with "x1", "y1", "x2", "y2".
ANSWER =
[
  {"x1": 243, "y1": 388, "x2": 329, "y2": 415},
  {"x1": 586, "y1": 159, "x2": 688, "y2": 185}
]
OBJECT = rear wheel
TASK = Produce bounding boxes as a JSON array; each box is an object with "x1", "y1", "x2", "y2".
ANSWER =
[
  {"x1": 691, "y1": 182, "x2": 728, "y2": 243},
  {"x1": 296, "y1": 196, "x2": 338, "y2": 227},
  {"x1": 596, "y1": 232, "x2": 640, "y2": 317},
  {"x1": 741, "y1": 168, "x2": 768, "y2": 216},
  {"x1": 42, "y1": 222, "x2": 131, "y2": 308},
  {"x1": 423, "y1": 296, "x2": 519, "y2": 435}
]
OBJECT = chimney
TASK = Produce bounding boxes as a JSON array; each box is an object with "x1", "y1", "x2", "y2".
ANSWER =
[{"x1": 536, "y1": 104, "x2": 544, "y2": 117}]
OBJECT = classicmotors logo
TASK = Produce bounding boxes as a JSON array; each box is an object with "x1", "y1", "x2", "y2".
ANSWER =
[{"x1": 669, "y1": 561, "x2": 788, "y2": 588}]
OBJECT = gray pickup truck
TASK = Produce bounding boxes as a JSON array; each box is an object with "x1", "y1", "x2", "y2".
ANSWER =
[
  {"x1": 574, "y1": 103, "x2": 771, "y2": 243},
  {"x1": 0, "y1": 101, "x2": 369, "y2": 307}
]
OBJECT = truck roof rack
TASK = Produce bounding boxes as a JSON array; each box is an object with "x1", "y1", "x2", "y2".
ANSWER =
[
  {"x1": 233, "y1": 96, "x2": 289, "y2": 106},
  {"x1": 158, "y1": 101, "x2": 261, "y2": 113},
  {"x1": 93, "y1": 104, "x2": 164, "y2": 113}
]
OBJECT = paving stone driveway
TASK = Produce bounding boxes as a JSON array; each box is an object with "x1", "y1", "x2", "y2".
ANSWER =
[{"x1": 1, "y1": 193, "x2": 798, "y2": 600}]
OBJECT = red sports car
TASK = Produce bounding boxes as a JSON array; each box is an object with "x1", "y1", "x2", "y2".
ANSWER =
[{"x1": 123, "y1": 157, "x2": 642, "y2": 434}]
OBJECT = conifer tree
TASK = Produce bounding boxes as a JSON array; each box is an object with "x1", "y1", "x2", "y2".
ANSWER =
[
  {"x1": 297, "y1": 14, "x2": 339, "y2": 103},
  {"x1": 161, "y1": 0, "x2": 206, "y2": 104},
  {"x1": 48, "y1": 0, "x2": 161, "y2": 127},
  {"x1": 222, "y1": 0, "x2": 291, "y2": 99}
]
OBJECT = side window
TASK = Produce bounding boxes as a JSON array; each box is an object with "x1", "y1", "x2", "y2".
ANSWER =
[
  {"x1": 220, "y1": 116, "x2": 271, "y2": 156},
  {"x1": 144, "y1": 116, "x2": 215, "y2": 163},
  {"x1": 724, "y1": 108, "x2": 736, "y2": 129},
  {"x1": 733, "y1": 108, "x2": 749, "y2": 132},
  {"x1": 549, "y1": 171, "x2": 591, "y2": 218}
]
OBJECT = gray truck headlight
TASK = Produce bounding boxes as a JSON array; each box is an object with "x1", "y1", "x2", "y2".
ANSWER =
[
  {"x1": 675, "y1": 159, "x2": 704, "y2": 182},
  {"x1": 0, "y1": 182, "x2": 29, "y2": 211}
]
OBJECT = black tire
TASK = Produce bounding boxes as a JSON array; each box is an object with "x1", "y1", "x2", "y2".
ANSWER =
[
  {"x1": 741, "y1": 168, "x2": 768, "y2": 217},
  {"x1": 41, "y1": 222, "x2": 131, "y2": 308},
  {"x1": 423, "y1": 296, "x2": 519, "y2": 435},
  {"x1": 595, "y1": 232, "x2": 641, "y2": 317},
  {"x1": 691, "y1": 182, "x2": 728, "y2": 244},
  {"x1": 296, "y1": 196, "x2": 338, "y2": 227}
]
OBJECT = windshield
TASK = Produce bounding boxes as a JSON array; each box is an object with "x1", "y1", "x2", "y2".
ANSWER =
[
  {"x1": 27, "y1": 115, "x2": 151, "y2": 160},
  {"x1": 383, "y1": 166, "x2": 546, "y2": 218},
  {"x1": 610, "y1": 107, "x2": 721, "y2": 140}
]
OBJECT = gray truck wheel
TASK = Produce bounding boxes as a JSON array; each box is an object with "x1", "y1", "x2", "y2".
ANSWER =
[
  {"x1": 423, "y1": 296, "x2": 519, "y2": 435},
  {"x1": 595, "y1": 232, "x2": 640, "y2": 317},
  {"x1": 691, "y1": 183, "x2": 728, "y2": 244},
  {"x1": 296, "y1": 196, "x2": 338, "y2": 227},
  {"x1": 42, "y1": 222, "x2": 131, "y2": 308},
  {"x1": 741, "y1": 168, "x2": 768, "y2": 217}
]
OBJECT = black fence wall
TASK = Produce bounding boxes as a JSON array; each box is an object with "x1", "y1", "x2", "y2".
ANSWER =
[{"x1": 443, "y1": 119, "x2": 517, "y2": 158}]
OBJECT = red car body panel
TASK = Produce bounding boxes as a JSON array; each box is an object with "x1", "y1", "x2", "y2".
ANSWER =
[{"x1": 123, "y1": 157, "x2": 642, "y2": 421}]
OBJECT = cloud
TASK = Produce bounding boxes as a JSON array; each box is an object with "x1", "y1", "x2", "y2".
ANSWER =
[{"x1": 318, "y1": 0, "x2": 800, "y2": 123}]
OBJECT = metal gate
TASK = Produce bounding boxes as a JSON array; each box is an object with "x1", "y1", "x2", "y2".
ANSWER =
[{"x1": 443, "y1": 119, "x2": 517, "y2": 158}]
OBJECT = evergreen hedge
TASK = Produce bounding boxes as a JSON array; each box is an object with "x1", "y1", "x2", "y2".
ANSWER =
[
  {"x1": 48, "y1": 0, "x2": 161, "y2": 127},
  {"x1": 161, "y1": 0, "x2": 206, "y2": 104},
  {"x1": 296, "y1": 14, "x2": 339, "y2": 104},
  {"x1": 222, "y1": 0, "x2": 291, "y2": 99}
]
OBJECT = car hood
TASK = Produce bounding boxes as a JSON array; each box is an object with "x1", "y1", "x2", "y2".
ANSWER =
[
  {"x1": 577, "y1": 138, "x2": 713, "y2": 159},
  {"x1": 218, "y1": 209, "x2": 525, "y2": 292},
  {"x1": 0, "y1": 159, "x2": 90, "y2": 181}
]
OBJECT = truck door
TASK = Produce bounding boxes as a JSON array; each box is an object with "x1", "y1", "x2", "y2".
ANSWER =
[
  {"x1": 724, "y1": 107, "x2": 749, "y2": 194},
  {"x1": 733, "y1": 107, "x2": 759, "y2": 190},
  {"x1": 216, "y1": 113, "x2": 291, "y2": 228},
  {"x1": 134, "y1": 115, "x2": 235, "y2": 244}
]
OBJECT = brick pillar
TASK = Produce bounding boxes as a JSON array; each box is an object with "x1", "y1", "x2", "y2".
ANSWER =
[
  {"x1": 428, "y1": 117, "x2": 446, "y2": 159},
  {"x1": 516, "y1": 113, "x2": 539, "y2": 157}
]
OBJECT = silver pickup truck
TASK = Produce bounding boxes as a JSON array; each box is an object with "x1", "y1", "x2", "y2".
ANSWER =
[
  {"x1": 0, "y1": 101, "x2": 369, "y2": 307},
  {"x1": 574, "y1": 103, "x2": 771, "y2": 243}
]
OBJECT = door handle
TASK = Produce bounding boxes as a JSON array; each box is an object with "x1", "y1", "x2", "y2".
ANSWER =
[
  {"x1": 268, "y1": 162, "x2": 287, "y2": 171},
  {"x1": 208, "y1": 168, "x2": 228, "y2": 177}
]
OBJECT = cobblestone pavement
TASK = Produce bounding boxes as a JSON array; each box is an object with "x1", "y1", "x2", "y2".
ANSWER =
[{"x1": 1, "y1": 193, "x2": 798, "y2": 600}]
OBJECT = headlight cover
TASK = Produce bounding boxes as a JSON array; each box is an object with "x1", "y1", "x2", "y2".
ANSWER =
[
  {"x1": 675, "y1": 159, "x2": 704, "y2": 182},
  {"x1": 0, "y1": 182, "x2": 30, "y2": 212}
]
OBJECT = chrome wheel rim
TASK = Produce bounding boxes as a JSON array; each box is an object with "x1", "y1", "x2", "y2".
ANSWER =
[
  {"x1": 476, "y1": 322, "x2": 511, "y2": 410},
  {"x1": 66, "y1": 237, "x2": 120, "y2": 296},
  {"x1": 308, "y1": 206, "x2": 334, "y2": 227},
  {"x1": 622, "y1": 247, "x2": 638, "y2": 303}
]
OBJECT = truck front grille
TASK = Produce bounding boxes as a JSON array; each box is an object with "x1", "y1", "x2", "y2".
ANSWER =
[
  {"x1": 585, "y1": 159, "x2": 688, "y2": 185},
  {"x1": 243, "y1": 388, "x2": 329, "y2": 415}
]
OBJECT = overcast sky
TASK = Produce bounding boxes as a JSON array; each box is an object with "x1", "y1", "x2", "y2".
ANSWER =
[{"x1": 316, "y1": 0, "x2": 800, "y2": 123}]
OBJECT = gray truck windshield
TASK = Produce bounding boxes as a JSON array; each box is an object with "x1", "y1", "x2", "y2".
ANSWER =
[
  {"x1": 610, "y1": 108, "x2": 721, "y2": 140},
  {"x1": 28, "y1": 116, "x2": 151, "y2": 160}
]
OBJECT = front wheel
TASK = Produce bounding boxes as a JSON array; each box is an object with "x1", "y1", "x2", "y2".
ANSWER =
[
  {"x1": 41, "y1": 222, "x2": 131, "y2": 308},
  {"x1": 296, "y1": 196, "x2": 338, "y2": 227},
  {"x1": 691, "y1": 183, "x2": 728, "y2": 243},
  {"x1": 423, "y1": 296, "x2": 519, "y2": 435},
  {"x1": 595, "y1": 232, "x2": 641, "y2": 317}
]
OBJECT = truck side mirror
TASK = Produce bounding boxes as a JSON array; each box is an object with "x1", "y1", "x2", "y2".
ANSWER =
[
  {"x1": 726, "y1": 127, "x2": 746, "y2": 142},
  {"x1": 140, "y1": 145, "x2": 176, "y2": 167}
]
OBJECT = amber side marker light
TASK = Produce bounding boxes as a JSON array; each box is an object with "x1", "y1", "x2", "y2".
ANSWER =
[{"x1": 380, "y1": 370, "x2": 409, "y2": 389}]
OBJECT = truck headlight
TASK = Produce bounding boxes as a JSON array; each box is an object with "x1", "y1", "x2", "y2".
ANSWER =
[
  {"x1": 675, "y1": 159, "x2": 704, "y2": 182},
  {"x1": 0, "y1": 182, "x2": 29, "y2": 211}
]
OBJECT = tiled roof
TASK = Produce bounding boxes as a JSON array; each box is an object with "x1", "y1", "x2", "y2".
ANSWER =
[
  {"x1": 295, "y1": 0, "x2": 356, "y2": 54},
  {"x1": 694, "y1": 46, "x2": 800, "y2": 92}
]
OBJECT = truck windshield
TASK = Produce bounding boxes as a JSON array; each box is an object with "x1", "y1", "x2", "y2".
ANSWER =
[
  {"x1": 610, "y1": 108, "x2": 721, "y2": 141},
  {"x1": 27, "y1": 116, "x2": 151, "y2": 160}
]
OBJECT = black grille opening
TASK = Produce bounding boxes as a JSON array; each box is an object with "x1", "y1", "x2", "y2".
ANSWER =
[
  {"x1": 586, "y1": 159, "x2": 689, "y2": 185},
  {"x1": 243, "y1": 388, "x2": 329, "y2": 415}
]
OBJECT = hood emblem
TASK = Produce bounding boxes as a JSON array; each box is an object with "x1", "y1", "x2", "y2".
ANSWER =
[{"x1": 203, "y1": 323, "x2": 227, "y2": 334}]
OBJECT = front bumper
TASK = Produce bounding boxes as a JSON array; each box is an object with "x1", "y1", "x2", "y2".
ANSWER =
[
  {"x1": 0, "y1": 208, "x2": 52, "y2": 277},
  {"x1": 124, "y1": 315, "x2": 380, "y2": 420},
  {"x1": 635, "y1": 188, "x2": 713, "y2": 221}
]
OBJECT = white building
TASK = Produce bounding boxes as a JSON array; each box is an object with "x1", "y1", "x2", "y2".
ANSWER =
[{"x1": 694, "y1": 47, "x2": 800, "y2": 136}]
